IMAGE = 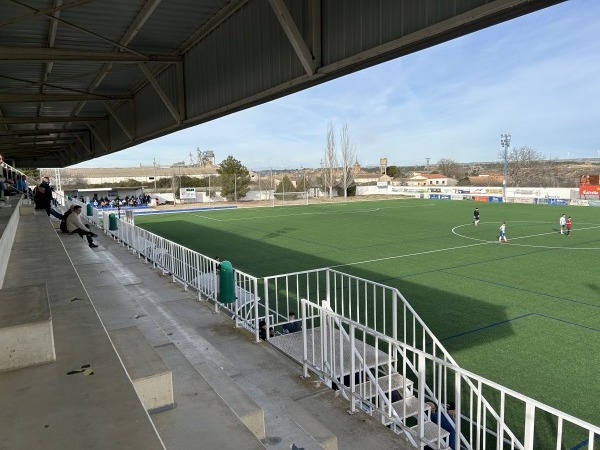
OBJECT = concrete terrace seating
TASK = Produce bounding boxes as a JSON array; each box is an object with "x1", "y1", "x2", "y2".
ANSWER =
[
  {"x1": 0, "y1": 210, "x2": 164, "y2": 449},
  {"x1": 55, "y1": 217, "x2": 268, "y2": 449},
  {"x1": 109, "y1": 326, "x2": 174, "y2": 412},
  {"x1": 0, "y1": 284, "x2": 55, "y2": 371}
]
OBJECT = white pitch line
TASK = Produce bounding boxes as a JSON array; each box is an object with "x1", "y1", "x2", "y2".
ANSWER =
[
  {"x1": 189, "y1": 213, "x2": 224, "y2": 222},
  {"x1": 331, "y1": 241, "x2": 494, "y2": 269},
  {"x1": 452, "y1": 222, "x2": 600, "y2": 246},
  {"x1": 337, "y1": 221, "x2": 600, "y2": 269},
  {"x1": 188, "y1": 203, "x2": 435, "y2": 222}
]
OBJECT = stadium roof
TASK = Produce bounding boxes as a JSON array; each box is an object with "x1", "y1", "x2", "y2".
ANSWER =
[{"x1": 0, "y1": 0, "x2": 564, "y2": 168}]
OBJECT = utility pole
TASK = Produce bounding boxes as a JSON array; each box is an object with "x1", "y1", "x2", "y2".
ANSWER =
[
  {"x1": 153, "y1": 158, "x2": 157, "y2": 192},
  {"x1": 500, "y1": 134, "x2": 511, "y2": 201}
]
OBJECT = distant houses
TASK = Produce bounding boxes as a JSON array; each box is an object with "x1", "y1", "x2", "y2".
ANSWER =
[{"x1": 406, "y1": 173, "x2": 458, "y2": 187}]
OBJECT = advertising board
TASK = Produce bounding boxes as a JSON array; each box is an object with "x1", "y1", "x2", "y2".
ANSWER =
[{"x1": 180, "y1": 188, "x2": 196, "y2": 199}]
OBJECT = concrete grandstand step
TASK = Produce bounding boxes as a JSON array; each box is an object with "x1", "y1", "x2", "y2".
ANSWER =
[
  {"x1": 124, "y1": 276, "x2": 336, "y2": 449},
  {"x1": 0, "y1": 284, "x2": 56, "y2": 371},
  {"x1": 58, "y1": 236, "x2": 267, "y2": 445},
  {"x1": 151, "y1": 342, "x2": 267, "y2": 450},
  {"x1": 0, "y1": 213, "x2": 164, "y2": 449},
  {"x1": 109, "y1": 326, "x2": 174, "y2": 412}
]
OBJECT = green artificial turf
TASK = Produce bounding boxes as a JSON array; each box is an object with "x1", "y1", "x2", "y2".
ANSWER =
[{"x1": 135, "y1": 199, "x2": 600, "y2": 430}]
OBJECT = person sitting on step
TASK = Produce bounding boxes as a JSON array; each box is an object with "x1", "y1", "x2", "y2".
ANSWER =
[
  {"x1": 282, "y1": 312, "x2": 302, "y2": 334},
  {"x1": 66, "y1": 205, "x2": 99, "y2": 248}
]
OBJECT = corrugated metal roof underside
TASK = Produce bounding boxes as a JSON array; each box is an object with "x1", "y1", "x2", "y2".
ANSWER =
[{"x1": 0, "y1": 0, "x2": 565, "y2": 167}]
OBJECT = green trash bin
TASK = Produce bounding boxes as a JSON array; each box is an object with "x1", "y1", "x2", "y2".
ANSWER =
[
  {"x1": 108, "y1": 213, "x2": 118, "y2": 231},
  {"x1": 86, "y1": 203, "x2": 93, "y2": 216},
  {"x1": 218, "y1": 261, "x2": 236, "y2": 304}
]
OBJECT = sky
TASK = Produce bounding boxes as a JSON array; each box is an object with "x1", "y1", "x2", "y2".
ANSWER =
[{"x1": 72, "y1": 0, "x2": 600, "y2": 171}]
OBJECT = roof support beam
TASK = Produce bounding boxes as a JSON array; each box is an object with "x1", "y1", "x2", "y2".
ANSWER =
[
  {"x1": 74, "y1": 133, "x2": 93, "y2": 158},
  {"x1": 71, "y1": 0, "x2": 162, "y2": 118},
  {"x1": 176, "y1": 62, "x2": 186, "y2": 122},
  {"x1": 4, "y1": 143, "x2": 70, "y2": 151},
  {"x1": 0, "y1": 46, "x2": 181, "y2": 63},
  {"x1": 137, "y1": 63, "x2": 181, "y2": 123},
  {"x1": 85, "y1": 121, "x2": 108, "y2": 152},
  {"x1": 268, "y1": 0, "x2": 316, "y2": 75},
  {"x1": 0, "y1": 93, "x2": 133, "y2": 102},
  {"x1": 308, "y1": 0, "x2": 322, "y2": 69},
  {"x1": 103, "y1": 101, "x2": 134, "y2": 141},
  {"x1": 180, "y1": 0, "x2": 248, "y2": 54},
  {"x1": 0, "y1": 0, "x2": 91, "y2": 27},
  {"x1": 0, "y1": 137, "x2": 78, "y2": 145},
  {"x1": 0, "y1": 129, "x2": 89, "y2": 136},
  {"x1": 36, "y1": 0, "x2": 63, "y2": 132},
  {"x1": 0, "y1": 116, "x2": 106, "y2": 124}
]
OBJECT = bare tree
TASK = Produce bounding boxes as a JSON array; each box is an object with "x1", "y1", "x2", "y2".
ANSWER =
[
  {"x1": 436, "y1": 158, "x2": 463, "y2": 180},
  {"x1": 323, "y1": 122, "x2": 337, "y2": 198},
  {"x1": 61, "y1": 175, "x2": 88, "y2": 189},
  {"x1": 339, "y1": 122, "x2": 356, "y2": 198},
  {"x1": 500, "y1": 146, "x2": 545, "y2": 187}
]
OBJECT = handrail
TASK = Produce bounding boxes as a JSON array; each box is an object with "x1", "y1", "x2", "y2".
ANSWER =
[
  {"x1": 325, "y1": 268, "x2": 524, "y2": 448},
  {"x1": 301, "y1": 299, "x2": 600, "y2": 450}
]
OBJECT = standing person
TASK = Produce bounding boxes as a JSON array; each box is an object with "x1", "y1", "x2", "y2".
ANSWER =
[
  {"x1": 559, "y1": 214, "x2": 566, "y2": 234},
  {"x1": 473, "y1": 207, "x2": 480, "y2": 226},
  {"x1": 498, "y1": 222, "x2": 508, "y2": 243},
  {"x1": 566, "y1": 216, "x2": 572, "y2": 237},
  {"x1": 39, "y1": 176, "x2": 63, "y2": 220},
  {"x1": 66, "y1": 205, "x2": 98, "y2": 248}
]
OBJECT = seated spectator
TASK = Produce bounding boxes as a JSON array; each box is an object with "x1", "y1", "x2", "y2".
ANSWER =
[
  {"x1": 0, "y1": 176, "x2": 6, "y2": 207},
  {"x1": 20, "y1": 175, "x2": 29, "y2": 197},
  {"x1": 66, "y1": 205, "x2": 98, "y2": 248},
  {"x1": 282, "y1": 312, "x2": 302, "y2": 334},
  {"x1": 59, "y1": 206, "x2": 75, "y2": 233},
  {"x1": 0, "y1": 154, "x2": 5, "y2": 206},
  {"x1": 426, "y1": 401, "x2": 456, "y2": 449},
  {"x1": 259, "y1": 320, "x2": 275, "y2": 340}
]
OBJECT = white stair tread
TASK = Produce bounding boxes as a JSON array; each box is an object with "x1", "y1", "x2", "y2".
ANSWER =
[
  {"x1": 392, "y1": 395, "x2": 431, "y2": 419},
  {"x1": 357, "y1": 373, "x2": 413, "y2": 395},
  {"x1": 411, "y1": 420, "x2": 450, "y2": 445}
]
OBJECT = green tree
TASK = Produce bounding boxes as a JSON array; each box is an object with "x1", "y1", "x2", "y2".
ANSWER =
[
  {"x1": 217, "y1": 156, "x2": 250, "y2": 201},
  {"x1": 274, "y1": 175, "x2": 297, "y2": 200},
  {"x1": 386, "y1": 166, "x2": 399, "y2": 178}
]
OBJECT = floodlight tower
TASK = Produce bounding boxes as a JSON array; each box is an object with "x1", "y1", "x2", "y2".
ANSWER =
[{"x1": 500, "y1": 133, "x2": 511, "y2": 201}]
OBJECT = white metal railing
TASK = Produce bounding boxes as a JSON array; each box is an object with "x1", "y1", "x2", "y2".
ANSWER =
[
  {"x1": 301, "y1": 299, "x2": 600, "y2": 450},
  {"x1": 71, "y1": 203, "x2": 600, "y2": 450},
  {"x1": 66, "y1": 202, "x2": 263, "y2": 340}
]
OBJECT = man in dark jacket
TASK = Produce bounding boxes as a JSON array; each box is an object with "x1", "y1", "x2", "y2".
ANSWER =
[{"x1": 39, "y1": 177, "x2": 63, "y2": 220}]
